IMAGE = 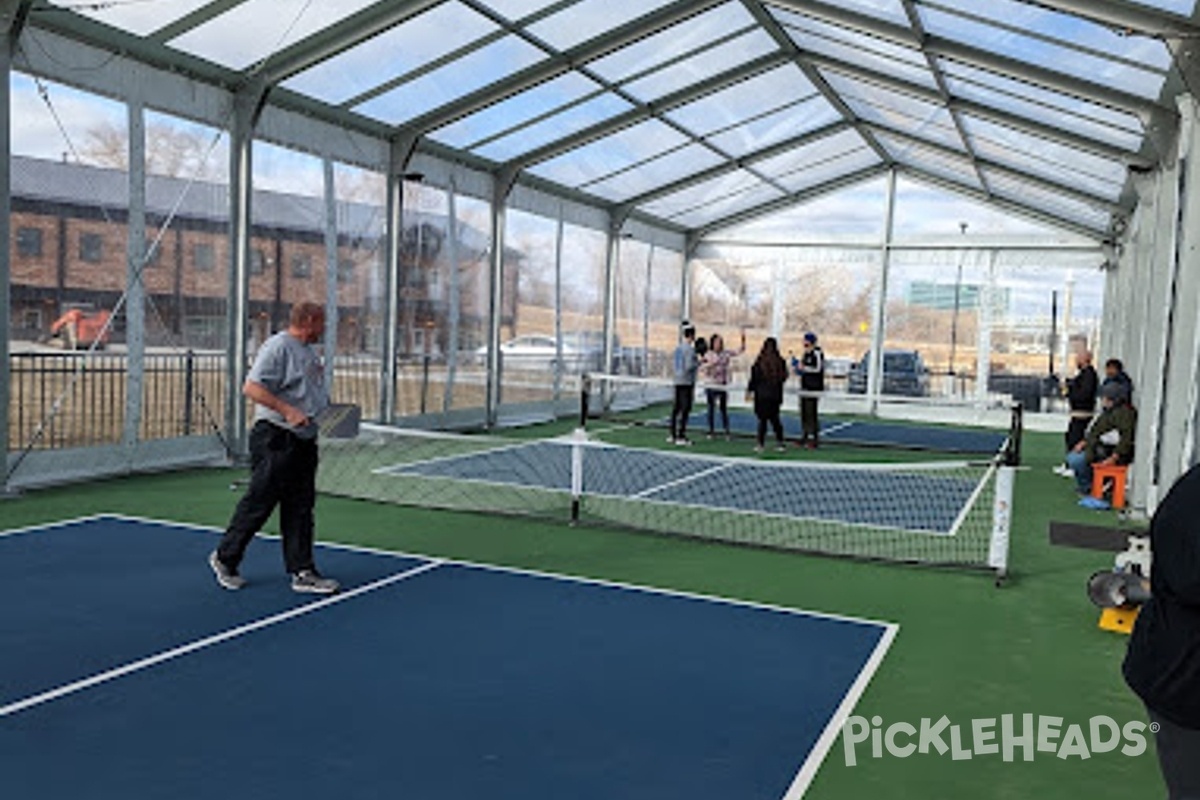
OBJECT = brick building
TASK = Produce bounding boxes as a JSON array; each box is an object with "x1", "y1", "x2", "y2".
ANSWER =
[{"x1": 8, "y1": 155, "x2": 517, "y2": 354}]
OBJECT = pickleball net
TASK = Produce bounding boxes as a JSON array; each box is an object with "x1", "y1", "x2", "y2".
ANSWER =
[{"x1": 317, "y1": 424, "x2": 1013, "y2": 577}]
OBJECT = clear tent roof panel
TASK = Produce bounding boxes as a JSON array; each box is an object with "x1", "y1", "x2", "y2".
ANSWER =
[
  {"x1": 925, "y1": 0, "x2": 1172, "y2": 72},
  {"x1": 527, "y1": 118, "x2": 692, "y2": 187},
  {"x1": 752, "y1": 129, "x2": 872, "y2": 178},
  {"x1": 774, "y1": 148, "x2": 883, "y2": 194},
  {"x1": 970, "y1": 137, "x2": 1124, "y2": 202},
  {"x1": 941, "y1": 60, "x2": 1145, "y2": 135},
  {"x1": 471, "y1": 92, "x2": 636, "y2": 162},
  {"x1": 639, "y1": 169, "x2": 766, "y2": 219},
  {"x1": 428, "y1": 72, "x2": 610, "y2": 149},
  {"x1": 941, "y1": 70, "x2": 1144, "y2": 153},
  {"x1": 830, "y1": 81, "x2": 965, "y2": 153},
  {"x1": 670, "y1": 182, "x2": 787, "y2": 229},
  {"x1": 586, "y1": 2, "x2": 759, "y2": 84},
  {"x1": 353, "y1": 36, "x2": 548, "y2": 125},
  {"x1": 484, "y1": 0, "x2": 570, "y2": 23},
  {"x1": 875, "y1": 133, "x2": 985, "y2": 191},
  {"x1": 580, "y1": 143, "x2": 727, "y2": 202},
  {"x1": 982, "y1": 167, "x2": 1113, "y2": 231},
  {"x1": 167, "y1": 0, "x2": 383, "y2": 71},
  {"x1": 771, "y1": 7, "x2": 938, "y2": 90},
  {"x1": 959, "y1": 115, "x2": 1127, "y2": 194},
  {"x1": 815, "y1": 0, "x2": 913, "y2": 27},
  {"x1": 704, "y1": 96, "x2": 844, "y2": 157},
  {"x1": 525, "y1": 0, "x2": 681, "y2": 51},
  {"x1": 918, "y1": 5, "x2": 1168, "y2": 99},
  {"x1": 665, "y1": 64, "x2": 817, "y2": 138},
  {"x1": 281, "y1": 2, "x2": 501, "y2": 106},
  {"x1": 619, "y1": 28, "x2": 782, "y2": 103},
  {"x1": 48, "y1": 0, "x2": 214, "y2": 37},
  {"x1": 1126, "y1": 0, "x2": 1198, "y2": 13}
]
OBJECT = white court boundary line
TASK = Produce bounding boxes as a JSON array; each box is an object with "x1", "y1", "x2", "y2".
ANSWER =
[
  {"x1": 631, "y1": 462, "x2": 735, "y2": 499},
  {"x1": 0, "y1": 549, "x2": 444, "y2": 719},
  {"x1": 3, "y1": 514, "x2": 900, "y2": 798}
]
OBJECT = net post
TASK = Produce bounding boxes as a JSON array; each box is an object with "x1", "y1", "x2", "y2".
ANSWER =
[
  {"x1": 988, "y1": 464, "x2": 1015, "y2": 585},
  {"x1": 580, "y1": 373, "x2": 592, "y2": 429},
  {"x1": 1005, "y1": 402, "x2": 1023, "y2": 467},
  {"x1": 569, "y1": 426, "x2": 585, "y2": 525}
]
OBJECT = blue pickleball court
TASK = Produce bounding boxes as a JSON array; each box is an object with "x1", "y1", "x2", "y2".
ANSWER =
[{"x1": 0, "y1": 516, "x2": 894, "y2": 800}]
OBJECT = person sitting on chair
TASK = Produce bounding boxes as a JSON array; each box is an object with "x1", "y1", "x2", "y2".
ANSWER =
[{"x1": 1065, "y1": 381, "x2": 1136, "y2": 496}]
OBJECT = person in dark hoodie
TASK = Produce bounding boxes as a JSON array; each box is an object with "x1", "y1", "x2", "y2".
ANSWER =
[
  {"x1": 1103, "y1": 357, "x2": 1134, "y2": 406},
  {"x1": 1124, "y1": 463, "x2": 1200, "y2": 799}
]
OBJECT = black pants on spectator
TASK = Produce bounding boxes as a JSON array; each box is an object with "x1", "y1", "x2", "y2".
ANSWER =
[
  {"x1": 1065, "y1": 415, "x2": 1092, "y2": 452},
  {"x1": 706, "y1": 388, "x2": 729, "y2": 434},
  {"x1": 218, "y1": 420, "x2": 318, "y2": 575},
  {"x1": 755, "y1": 401, "x2": 784, "y2": 446},
  {"x1": 670, "y1": 385, "x2": 694, "y2": 440},
  {"x1": 1149, "y1": 710, "x2": 1200, "y2": 799},
  {"x1": 800, "y1": 397, "x2": 820, "y2": 443}
]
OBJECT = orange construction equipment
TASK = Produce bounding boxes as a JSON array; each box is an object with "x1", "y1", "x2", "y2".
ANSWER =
[{"x1": 50, "y1": 308, "x2": 111, "y2": 349}]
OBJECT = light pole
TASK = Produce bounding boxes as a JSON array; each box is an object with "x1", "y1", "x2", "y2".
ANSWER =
[{"x1": 949, "y1": 221, "x2": 968, "y2": 382}]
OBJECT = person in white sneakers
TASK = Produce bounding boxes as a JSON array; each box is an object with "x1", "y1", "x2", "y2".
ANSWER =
[{"x1": 208, "y1": 302, "x2": 340, "y2": 595}]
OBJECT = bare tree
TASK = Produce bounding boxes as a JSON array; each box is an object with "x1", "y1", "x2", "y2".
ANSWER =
[{"x1": 81, "y1": 120, "x2": 225, "y2": 179}]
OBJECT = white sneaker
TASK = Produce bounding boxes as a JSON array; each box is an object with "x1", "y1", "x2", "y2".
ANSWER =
[{"x1": 1053, "y1": 464, "x2": 1073, "y2": 477}]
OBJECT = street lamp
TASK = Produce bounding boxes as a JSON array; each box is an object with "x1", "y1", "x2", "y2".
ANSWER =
[{"x1": 949, "y1": 221, "x2": 968, "y2": 380}]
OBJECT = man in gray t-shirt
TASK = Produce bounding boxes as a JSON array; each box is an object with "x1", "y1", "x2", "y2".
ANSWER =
[{"x1": 208, "y1": 302, "x2": 339, "y2": 595}]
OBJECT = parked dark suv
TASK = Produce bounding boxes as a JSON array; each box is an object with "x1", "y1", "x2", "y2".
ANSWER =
[{"x1": 848, "y1": 350, "x2": 931, "y2": 397}]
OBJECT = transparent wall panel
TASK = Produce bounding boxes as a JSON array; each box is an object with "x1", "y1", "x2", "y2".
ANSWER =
[
  {"x1": 448, "y1": 192, "x2": 494, "y2": 414},
  {"x1": 9, "y1": 74, "x2": 131, "y2": 455},
  {"x1": 689, "y1": 246, "x2": 880, "y2": 393},
  {"x1": 499, "y1": 209, "x2": 560, "y2": 406},
  {"x1": 331, "y1": 164, "x2": 387, "y2": 421},
  {"x1": 393, "y1": 183, "x2": 453, "y2": 419},
  {"x1": 883, "y1": 245, "x2": 1106, "y2": 406},
  {"x1": 891, "y1": 177, "x2": 1091, "y2": 242},
  {"x1": 648, "y1": 248, "x2": 684, "y2": 380},
  {"x1": 615, "y1": 238, "x2": 652, "y2": 378},
  {"x1": 140, "y1": 110, "x2": 230, "y2": 442},
  {"x1": 559, "y1": 223, "x2": 607, "y2": 384}
]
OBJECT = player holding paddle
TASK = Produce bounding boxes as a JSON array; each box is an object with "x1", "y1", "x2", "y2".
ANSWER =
[{"x1": 208, "y1": 301, "x2": 340, "y2": 594}]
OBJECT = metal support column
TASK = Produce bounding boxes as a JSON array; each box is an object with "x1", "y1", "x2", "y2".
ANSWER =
[
  {"x1": 323, "y1": 157, "x2": 340, "y2": 391},
  {"x1": 867, "y1": 168, "x2": 898, "y2": 414},
  {"x1": 124, "y1": 98, "x2": 147, "y2": 460}
]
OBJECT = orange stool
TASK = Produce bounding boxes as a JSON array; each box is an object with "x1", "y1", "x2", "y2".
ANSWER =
[{"x1": 1091, "y1": 464, "x2": 1129, "y2": 509}]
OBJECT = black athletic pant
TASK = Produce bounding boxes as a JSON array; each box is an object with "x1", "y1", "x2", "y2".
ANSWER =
[
  {"x1": 1065, "y1": 415, "x2": 1092, "y2": 452},
  {"x1": 218, "y1": 420, "x2": 318, "y2": 575},
  {"x1": 1149, "y1": 709, "x2": 1200, "y2": 799},
  {"x1": 756, "y1": 401, "x2": 784, "y2": 446},
  {"x1": 706, "y1": 388, "x2": 729, "y2": 434},
  {"x1": 800, "y1": 396, "x2": 820, "y2": 442},
  {"x1": 670, "y1": 384, "x2": 694, "y2": 440}
]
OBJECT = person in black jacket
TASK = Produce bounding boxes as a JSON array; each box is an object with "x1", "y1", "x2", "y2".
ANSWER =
[
  {"x1": 1123, "y1": 463, "x2": 1200, "y2": 799},
  {"x1": 1055, "y1": 350, "x2": 1098, "y2": 477},
  {"x1": 790, "y1": 332, "x2": 826, "y2": 449},
  {"x1": 747, "y1": 337, "x2": 788, "y2": 453}
]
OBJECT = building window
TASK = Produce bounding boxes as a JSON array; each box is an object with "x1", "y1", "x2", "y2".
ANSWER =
[
  {"x1": 337, "y1": 259, "x2": 355, "y2": 284},
  {"x1": 193, "y1": 243, "x2": 215, "y2": 272},
  {"x1": 291, "y1": 254, "x2": 311, "y2": 279},
  {"x1": 80, "y1": 232, "x2": 103, "y2": 263},
  {"x1": 250, "y1": 248, "x2": 266, "y2": 276},
  {"x1": 16, "y1": 226, "x2": 42, "y2": 258},
  {"x1": 22, "y1": 309, "x2": 42, "y2": 330}
]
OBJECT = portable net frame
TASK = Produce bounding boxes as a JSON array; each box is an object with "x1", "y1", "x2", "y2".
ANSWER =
[{"x1": 317, "y1": 424, "x2": 1015, "y2": 578}]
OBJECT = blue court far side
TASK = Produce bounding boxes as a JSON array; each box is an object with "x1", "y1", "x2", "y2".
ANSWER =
[{"x1": 0, "y1": 516, "x2": 895, "y2": 800}]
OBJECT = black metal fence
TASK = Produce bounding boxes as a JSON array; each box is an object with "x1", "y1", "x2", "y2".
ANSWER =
[{"x1": 8, "y1": 351, "x2": 226, "y2": 451}]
